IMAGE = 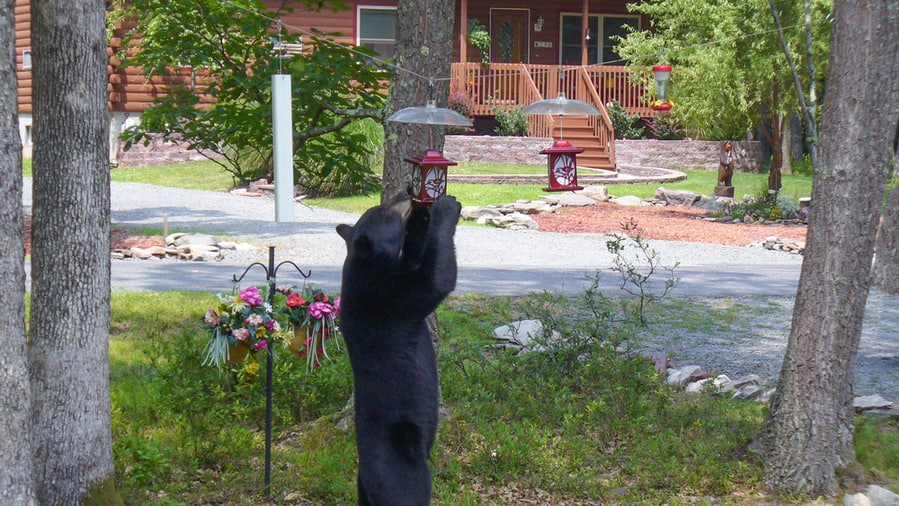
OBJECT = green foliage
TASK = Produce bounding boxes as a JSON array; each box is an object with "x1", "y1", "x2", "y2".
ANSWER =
[
  {"x1": 492, "y1": 105, "x2": 529, "y2": 137},
  {"x1": 116, "y1": 0, "x2": 387, "y2": 196},
  {"x1": 615, "y1": 0, "x2": 832, "y2": 140},
  {"x1": 707, "y1": 187, "x2": 804, "y2": 222},
  {"x1": 606, "y1": 100, "x2": 645, "y2": 139},
  {"x1": 605, "y1": 218, "x2": 680, "y2": 326},
  {"x1": 467, "y1": 19, "x2": 491, "y2": 64},
  {"x1": 645, "y1": 111, "x2": 686, "y2": 140}
]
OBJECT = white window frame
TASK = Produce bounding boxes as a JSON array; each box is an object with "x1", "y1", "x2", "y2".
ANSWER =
[{"x1": 356, "y1": 5, "x2": 397, "y2": 60}]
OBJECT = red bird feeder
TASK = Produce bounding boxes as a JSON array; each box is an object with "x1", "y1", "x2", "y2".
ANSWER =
[
  {"x1": 404, "y1": 150, "x2": 457, "y2": 205},
  {"x1": 541, "y1": 140, "x2": 584, "y2": 191},
  {"x1": 651, "y1": 64, "x2": 673, "y2": 111}
]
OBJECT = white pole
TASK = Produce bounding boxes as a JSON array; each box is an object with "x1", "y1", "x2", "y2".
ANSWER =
[{"x1": 272, "y1": 74, "x2": 294, "y2": 222}]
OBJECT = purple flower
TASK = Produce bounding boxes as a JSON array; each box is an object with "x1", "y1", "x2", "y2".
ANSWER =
[{"x1": 239, "y1": 286, "x2": 263, "y2": 306}]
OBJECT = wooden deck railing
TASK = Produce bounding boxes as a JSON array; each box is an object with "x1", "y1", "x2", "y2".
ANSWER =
[{"x1": 450, "y1": 63, "x2": 652, "y2": 119}]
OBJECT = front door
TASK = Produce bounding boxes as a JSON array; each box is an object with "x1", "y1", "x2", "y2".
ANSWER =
[{"x1": 490, "y1": 9, "x2": 529, "y2": 63}]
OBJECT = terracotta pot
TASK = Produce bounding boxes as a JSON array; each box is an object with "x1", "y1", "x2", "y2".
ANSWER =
[
  {"x1": 289, "y1": 327, "x2": 309, "y2": 357},
  {"x1": 227, "y1": 342, "x2": 250, "y2": 363}
]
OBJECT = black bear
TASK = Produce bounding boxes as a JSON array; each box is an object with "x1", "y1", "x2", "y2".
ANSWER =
[{"x1": 336, "y1": 194, "x2": 461, "y2": 506}]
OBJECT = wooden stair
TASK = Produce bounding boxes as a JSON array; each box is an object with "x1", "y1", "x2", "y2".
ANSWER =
[{"x1": 552, "y1": 115, "x2": 615, "y2": 170}]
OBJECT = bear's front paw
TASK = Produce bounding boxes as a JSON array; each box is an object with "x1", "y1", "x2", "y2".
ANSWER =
[{"x1": 431, "y1": 196, "x2": 461, "y2": 224}]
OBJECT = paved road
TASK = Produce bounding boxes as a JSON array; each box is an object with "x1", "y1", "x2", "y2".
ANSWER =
[{"x1": 24, "y1": 179, "x2": 805, "y2": 297}]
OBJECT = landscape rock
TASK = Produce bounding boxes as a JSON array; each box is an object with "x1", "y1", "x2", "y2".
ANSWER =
[
  {"x1": 614, "y1": 195, "x2": 647, "y2": 207},
  {"x1": 492, "y1": 319, "x2": 559, "y2": 352},
  {"x1": 541, "y1": 192, "x2": 597, "y2": 207},
  {"x1": 484, "y1": 212, "x2": 539, "y2": 230},
  {"x1": 173, "y1": 233, "x2": 219, "y2": 247},
  {"x1": 655, "y1": 187, "x2": 702, "y2": 207},
  {"x1": 577, "y1": 185, "x2": 610, "y2": 201},
  {"x1": 866, "y1": 485, "x2": 899, "y2": 506},
  {"x1": 667, "y1": 365, "x2": 702, "y2": 386},
  {"x1": 845, "y1": 492, "x2": 872, "y2": 506},
  {"x1": 854, "y1": 394, "x2": 893, "y2": 412}
]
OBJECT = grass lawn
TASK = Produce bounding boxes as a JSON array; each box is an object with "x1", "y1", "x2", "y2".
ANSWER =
[
  {"x1": 107, "y1": 291, "x2": 898, "y2": 505},
  {"x1": 26, "y1": 159, "x2": 813, "y2": 214}
]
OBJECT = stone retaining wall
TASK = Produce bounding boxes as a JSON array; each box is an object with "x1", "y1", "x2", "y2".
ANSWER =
[
  {"x1": 445, "y1": 135, "x2": 764, "y2": 172},
  {"x1": 614, "y1": 139, "x2": 763, "y2": 172},
  {"x1": 444, "y1": 135, "x2": 554, "y2": 166}
]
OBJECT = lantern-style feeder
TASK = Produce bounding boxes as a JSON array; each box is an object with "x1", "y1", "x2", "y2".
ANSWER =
[
  {"x1": 540, "y1": 140, "x2": 585, "y2": 191},
  {"x1": 651, "y1": 64, "x2": 673, "y2": 111},
  {"x1": 404, "y1": 150, "x2": 457, "y2": 204},
  {"x1": 387, "y1": 89, "x2": 473, "y2": 206},
  {"x1": 523, "y1": 93, "x2": 601, "y2": 190}
]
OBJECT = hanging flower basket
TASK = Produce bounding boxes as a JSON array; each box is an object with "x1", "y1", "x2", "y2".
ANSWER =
[
  {"x1": 201, "y1": 286, "x2": 280, "y2": 367},
  {"x1": 279, "y1": 286, "x2": 341, "y2": 370}
]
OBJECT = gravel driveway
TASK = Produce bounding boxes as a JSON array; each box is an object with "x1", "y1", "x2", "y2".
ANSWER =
[{"x1": 21, "y1": 179, "x2": 899, "y2": 405}]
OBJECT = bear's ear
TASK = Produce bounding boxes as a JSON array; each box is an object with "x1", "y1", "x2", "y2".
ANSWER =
[{"x1": 336, "y1": 224, "x2": 353, "y2": 242}]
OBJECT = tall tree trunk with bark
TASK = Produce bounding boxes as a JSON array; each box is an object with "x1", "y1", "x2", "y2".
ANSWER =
[
  {"x1": 29, "y1": 1, "x2": 122, "y2": 503},
  {"x1": 754, "y1": 0, "x2": 899, "y2": 496},
  {"x1": 0, "y1": 1, "x2": 35, "y2": 503},
  {"x1": 382, "y1": 0, "x2": 455, "y2": 203}
]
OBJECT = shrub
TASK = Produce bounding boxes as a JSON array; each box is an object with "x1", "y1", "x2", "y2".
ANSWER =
[
  {"x1": 645, "y1": 112, "x2": 686, "y2": 140},
  {"x1": 447, "y1": 88, "x2": 476, "y2": 134},
  {"x1": 493, "y1": 105, "x2": 529, "y2": 136},
  {"x1": 606, "y1": 100, "x2": 645, "y2": 139}
]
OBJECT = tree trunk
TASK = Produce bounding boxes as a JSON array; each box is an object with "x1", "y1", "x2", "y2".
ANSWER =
[
  {"x1": 382, "y1": 0, "x2": 455, "y2": 203},
  {"x1": 29, "y1": 1, "x2": 122, "y2": 503},
  {"x1": 0, "y1": 1, "x2": 35, "y2": 503},
  {"x1": 755, "y1": 0, "x2": 899, "y2": 496},
  {"x1": 872, "y1": 182, "x2": 899, "y2": 295}
]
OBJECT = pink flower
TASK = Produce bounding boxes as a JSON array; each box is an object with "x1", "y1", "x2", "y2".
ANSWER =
[
  {"x1": 239, "y1": 286, "x2": 263, "y2": 306},
  {"x1": 245, "y1": 313, "x2": 264, "y2": 327},
  {"x1": 333, "y1": 297, "x2": 341, "y2": 316},
  {"x1": 265, "y1": 320, "x2": 280, "y2": 332},
  {"x1": 232, "y1": 328, "x2": 250, "y2": 341},
  {"x1": 204, "y1": 309, "x2": 220, "y2": 326},
  {"x1": 253, "y1": 339, "x2": 268, "y2": 351},
  {"x1": 308, "y1": 301, "x2": 334, "y2": 319},
  {"x1": 286, "y1": 292, "x2": 306, "y2": 308}
]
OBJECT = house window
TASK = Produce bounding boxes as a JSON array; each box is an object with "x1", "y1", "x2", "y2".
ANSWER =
[
  {"x1": 560, "y1": 14, "x2": 639, "y2": 65},
  {"x1": 357, "y1": 6, "x2": 397, "y2": 60}
]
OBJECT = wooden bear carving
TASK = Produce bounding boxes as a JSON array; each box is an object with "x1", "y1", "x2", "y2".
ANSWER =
[{"x1": 717, "y1": 141, "x2": 735, "y2": 187}]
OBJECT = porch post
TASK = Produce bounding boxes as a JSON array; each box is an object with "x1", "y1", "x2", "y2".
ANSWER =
[
  {"x1": 460, "y1": 0, "x2": 468, "y2": 63},
  {"x1": 581, "y1": 0, "x2": 589, "y2": 66}
]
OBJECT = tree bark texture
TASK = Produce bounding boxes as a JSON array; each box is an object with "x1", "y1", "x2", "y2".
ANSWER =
[
  {"x1": 872, "y1": 176, "x2": 898, "y2": 295},
  {"x1": 0, "y1": 0, "x2": 35, "y2": 503},
  {"x1": 29, "y1": 1, "x2": 120, "y2": 503},
  {"x1": 381, "y1": 0, "x2": 455, "y2": 203},
  {"x1": 756, "y1": 0, "x2": 899, "y2": 496}
]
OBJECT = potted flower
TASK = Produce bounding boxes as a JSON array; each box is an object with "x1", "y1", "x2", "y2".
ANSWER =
[
  {"x1": 277, "y1": 285, "x2": 342, "y2": 370},
  {"x1": 201, "y1": 285, "x2": 282, "y2": 367}
]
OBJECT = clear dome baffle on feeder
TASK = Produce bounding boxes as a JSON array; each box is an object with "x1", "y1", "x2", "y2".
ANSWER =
[{"x1": 522, "y1": 92, "x2": 601, "y2": 140}]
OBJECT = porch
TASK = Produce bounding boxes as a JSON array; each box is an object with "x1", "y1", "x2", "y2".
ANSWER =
[{"x1": 450, "y1": 63, "x2": 655, "y2": 171}]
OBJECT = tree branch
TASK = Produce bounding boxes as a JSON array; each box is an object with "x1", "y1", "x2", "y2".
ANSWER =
[{"x1": 768, "y1": 0, "x2": 818, "y2": 165}]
